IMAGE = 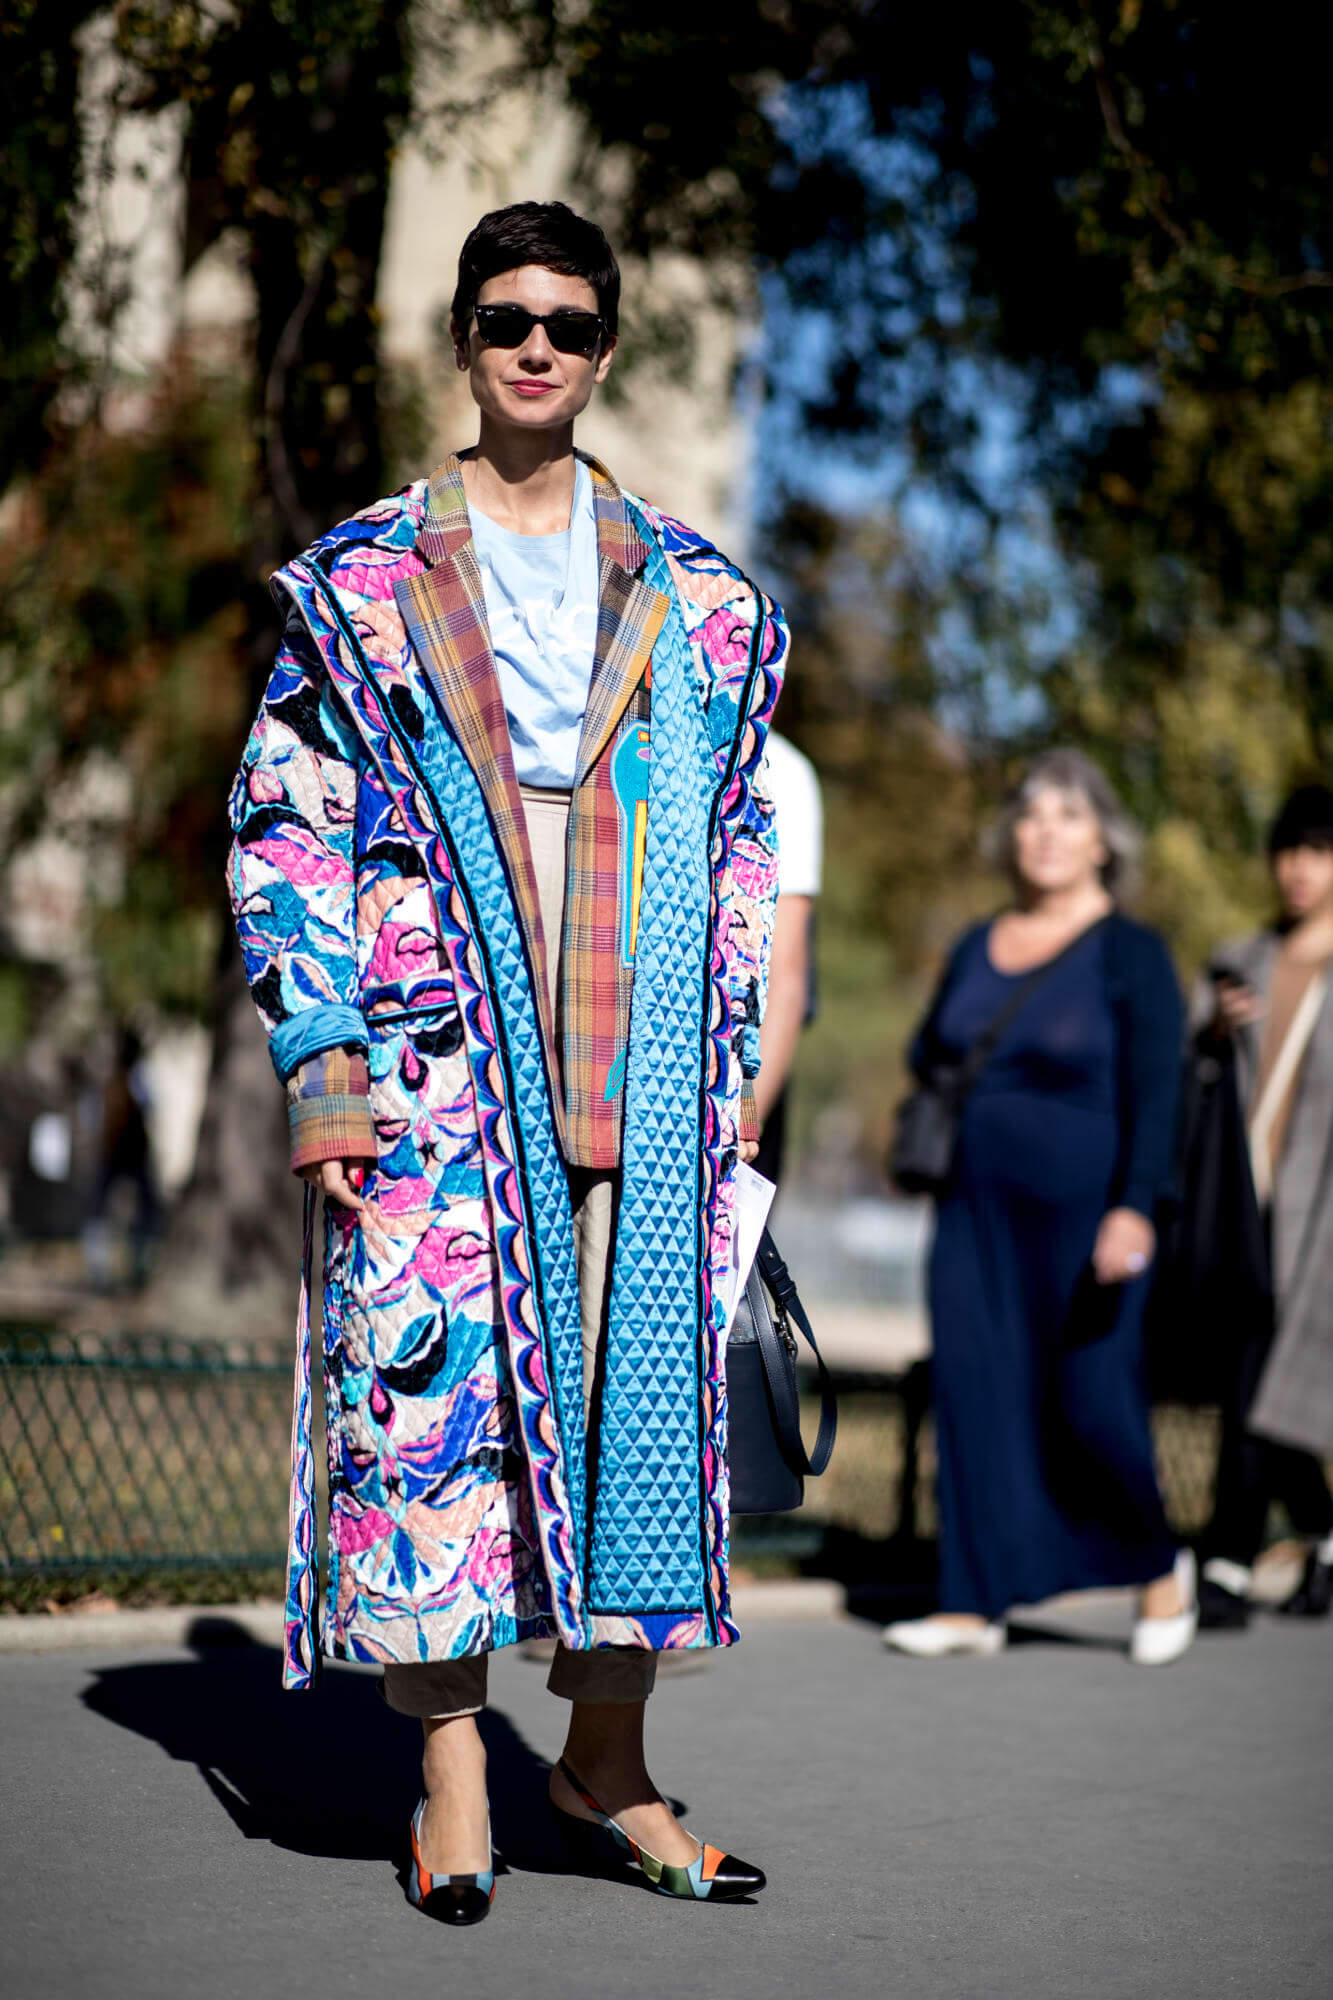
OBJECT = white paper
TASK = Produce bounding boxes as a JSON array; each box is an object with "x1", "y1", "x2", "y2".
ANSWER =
[{"x1": 722, "y1": 1162, "x2": 778, "y2": 1340}]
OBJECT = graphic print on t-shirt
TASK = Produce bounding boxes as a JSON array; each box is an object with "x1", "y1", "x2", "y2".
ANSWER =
[{"x1": 611, "y1": 720, "x2": 652, "y2": 967}]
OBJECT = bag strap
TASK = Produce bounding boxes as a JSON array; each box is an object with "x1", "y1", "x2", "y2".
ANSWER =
[
  {"x1": 751, "y1": 1230, "x2": 837, "y2": 1477},
  {"x1": 952, "y1": 914, "x2": 1112, "y2": 1101}
]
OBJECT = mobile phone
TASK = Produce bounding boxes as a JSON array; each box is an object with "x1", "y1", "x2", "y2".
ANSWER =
[{"x1": 1208, "y1": 961, "x2": 1250, "y2": 990}]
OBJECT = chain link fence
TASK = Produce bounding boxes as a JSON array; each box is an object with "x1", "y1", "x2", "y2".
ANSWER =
[
  {"x1": 771, "y1": 1375, "x2": 1223, "y2": 1543},
  {"x1": 0, "y1": 1326, "x2": 290, "y2": 1579},
  {"x1": 2, "y1": 1323, "x2": 1225, "y2": 1595}
]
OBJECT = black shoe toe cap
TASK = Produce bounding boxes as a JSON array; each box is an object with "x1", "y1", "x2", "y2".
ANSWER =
[
  {"x1": 420, "y1": 1882, "x2": 493, "y2": 1926},
  {"x1": 708, "y1": 1853, "x2": 767, "y2": 1898}
]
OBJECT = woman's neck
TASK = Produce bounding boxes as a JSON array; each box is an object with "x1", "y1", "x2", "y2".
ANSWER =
[
  {"x1": 1013, "y1": 879, "x2": 1112, "y2": 928},
  {"x1": 461, "y1": 421, "x2": 579, "y2": 535},
  {"x1": 1284, "y1": 900, "x2": 1333, "y2": 962}
]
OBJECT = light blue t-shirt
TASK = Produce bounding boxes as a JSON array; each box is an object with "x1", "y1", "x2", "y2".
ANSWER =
[{"x1": 468, "y1": 457, "x2": 600, "y2": 789}]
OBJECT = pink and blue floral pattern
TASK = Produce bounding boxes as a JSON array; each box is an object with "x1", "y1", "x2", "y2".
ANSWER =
[{"x1": 227, "y1": 467, "x2": 784, "y2": 1686}]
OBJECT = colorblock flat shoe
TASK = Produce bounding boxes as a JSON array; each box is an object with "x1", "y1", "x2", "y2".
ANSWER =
[
  {"x1": 407, "y1": 1798, "x2": 495, "y2": 1926},
  {"x1": 551, "y1": 1758, "x2": 765, "y2": 1901}
]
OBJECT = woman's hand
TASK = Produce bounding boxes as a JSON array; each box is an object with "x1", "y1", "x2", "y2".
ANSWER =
[
  {"x1": 738, "y1": 1140, "x2": 759, "y2": 1165},
  {"x1": 1092, "y1": 1207, "x2": 1156, "y2": 1285},
  {"x1": 1210, "y1": 975, "x2": 1262, "y2": 1039},
  {"x1": 302, "y1": 1159, "x2": 369, "y2": 1211}
]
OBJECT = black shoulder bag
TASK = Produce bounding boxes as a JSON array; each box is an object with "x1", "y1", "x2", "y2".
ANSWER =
[
  {"x1": 889, "y1": 918, "x2": 1110, "y2": 1198},
  {"x1": 727, "y1": 1231, "x2": 837, "y2": 1515},
  {"x1": 1144, "y1": 1032, "x2": 1273, "y2": 1402}
]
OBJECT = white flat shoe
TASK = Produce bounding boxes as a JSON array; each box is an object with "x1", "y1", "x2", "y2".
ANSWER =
[
  {"x1": 1130, "y1": 1549, "x2": 1198, "y2": 1666},
  {"x1": 882, "y1": 1616, "x2": 1005, "y2": 1658}
]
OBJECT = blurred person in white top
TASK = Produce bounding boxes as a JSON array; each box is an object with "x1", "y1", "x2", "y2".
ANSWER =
[{"x1": 753, "y1": 733, "x2": 823, "y2": 1187}]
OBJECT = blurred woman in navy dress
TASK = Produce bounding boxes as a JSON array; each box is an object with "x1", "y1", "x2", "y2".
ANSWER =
[{"x1": 885, "y1": 751, "x2": 1196, "y2": 1666}]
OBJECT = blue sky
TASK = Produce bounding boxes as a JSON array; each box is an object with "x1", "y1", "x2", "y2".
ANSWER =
[{"x1": 750, "y1": 80, "x2": 1155, "y2": 738}]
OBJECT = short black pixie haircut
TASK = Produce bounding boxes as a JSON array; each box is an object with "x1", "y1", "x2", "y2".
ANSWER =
[
  {"x1": 1269, "y1": 783, "x2": 1333, "y2": 856},
  {"x1": 451, "y1": 201, "x2": 620, "y2": 339}
]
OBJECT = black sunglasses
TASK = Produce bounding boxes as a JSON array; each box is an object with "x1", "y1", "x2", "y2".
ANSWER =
[{"x1": 473, "y1": 303, "x2": 606, "y2": 359}]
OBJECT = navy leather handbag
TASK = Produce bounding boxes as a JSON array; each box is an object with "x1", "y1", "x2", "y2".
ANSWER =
[{"x1": 726, "y1": 1232, "x2": 837, "y2": 1514}]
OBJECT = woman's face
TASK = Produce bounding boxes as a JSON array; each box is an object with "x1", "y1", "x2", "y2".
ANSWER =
[
  {"x1": 452, "y1": 264, "x2": 616, "y2": 433},
  {"x1": 1273, "y1": 842, "x2": 1333, "y2": 922},
  {"x1": 1011, "y1": 784, "x2": 1109, "y2": 898}
]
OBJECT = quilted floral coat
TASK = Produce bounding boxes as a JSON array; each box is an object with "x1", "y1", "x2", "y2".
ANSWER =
[{"x1": 227, "y1": 453, "x2": 787, "y2": 1688}]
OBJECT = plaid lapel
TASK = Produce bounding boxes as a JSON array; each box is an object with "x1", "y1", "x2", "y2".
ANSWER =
[
  {"x1": 393, "y1": 454, "x2": 561, "y2": 1106},
  {"x1": 575, "y1": 463, "x2": 670, "y2": 784},
  {"x1": 561, "y1": 463, "x2": 671, "y2": 1165},
  {"x1": 575, "y1": 572, "x2": 669, "y2": 786}
]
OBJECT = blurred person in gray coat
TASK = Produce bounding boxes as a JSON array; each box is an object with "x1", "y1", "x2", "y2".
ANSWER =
[{"x1": 1197, "y1": 784, "x2": 1333, "y2": 1628}]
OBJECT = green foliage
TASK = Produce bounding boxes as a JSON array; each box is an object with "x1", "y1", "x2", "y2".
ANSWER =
[
  {"x1": 3, "y1": 0, "x2": 1328, "y2": 1160},
  {"x1": 0, "y1": 1565, "x2": 284, "y2": 1614},
  {"x1": 0, "y1": 3, "x2": 424, "y2": 1045},
  {"x1": 467, "y1": 0, "x2": 860, "y2": 269},
  {"x1": 0, "y1": 963, "x2": 34, "y2": 1059},
  {"x1": 113, "y1": 0, "x2": 416, "y2": 554},
  {"x1": 0, "y1": 2, "x2": 102, "y2": 483},
  {"x1": 491, "y1": 5, "x2": 1331, "y2": 1015},
  {"x1": 0, "y1": 367, "x2": 254, "y2": 1020}
]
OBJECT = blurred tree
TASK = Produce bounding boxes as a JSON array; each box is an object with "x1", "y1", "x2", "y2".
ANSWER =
[
  {"x1": 115, "y1": 0, "x2": 413, "y2": 561},
  {"x1": 767, "y1": 496, "x2": 993, "y2": 1173},
  {"x1": 0, "y1": 1, "x2": 103, "y2": 483},
  {"x1": 1, "y1": 2, "x2": 417, "y2": 1322},
  {"x1": 490, "y1": 1, "x2": 1332, "y2": 982},
  {"x1": 0, "y1": 370, "x2": 252, "y2": 1020},
  {"x1": 116, "y1": 0, "x2": 415, "y2": 1320},
  {"x1": 5, "y1": 0, "x2": 1330, "y2": 1236}
]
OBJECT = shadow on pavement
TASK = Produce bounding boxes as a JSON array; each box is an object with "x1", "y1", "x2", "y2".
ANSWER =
[
  {"x1": 1003, "y1": 1620, "x2": 1126, "y2": 1653},
  {"x1": 808, "y1": 1527, "x2": 940, "y2": 1627},
  {"x1": 80, "y1": 1616, "x2": 572, "y2": 1874},
  {"x1": 807, "y1": 1533, "x2": 1129, "y2": 1651}
]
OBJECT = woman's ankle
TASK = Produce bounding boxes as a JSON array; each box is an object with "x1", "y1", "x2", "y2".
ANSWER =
[
  {"x1": 417, "y1": 1717, "x2": 490, "y2": 1872},
  {"x1": 558, "y1": 1698, "x2": 651, "y2": 1801},
  {"x1": 1138, "y1": 1571, "x2": 1184, "y2": 1619},
  {"x1": 422, "y1": 1714, "x2": 486, "y2": 1789},
  {"x1": 553, "y1": 1745, "x2": 651, "y2": 1809}
]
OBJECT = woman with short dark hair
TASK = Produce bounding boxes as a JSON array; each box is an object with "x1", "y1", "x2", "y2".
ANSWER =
[
  {"x1": 884, "y1": 750, "x2": 1196, "y2": 1665},
  {"x1": 228, "y1": 200, "x2": 783, "y2": 1919}
]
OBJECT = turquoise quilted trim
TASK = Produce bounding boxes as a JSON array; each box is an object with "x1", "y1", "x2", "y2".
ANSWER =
[{"x1": 588, "y1": 515, "x2": 718, "y2": 1616}]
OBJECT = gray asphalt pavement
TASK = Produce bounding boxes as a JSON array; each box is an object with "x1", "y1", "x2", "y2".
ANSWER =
[{"x1": 2, "y1": 1599, "x2": 1329, "y2": 2000}]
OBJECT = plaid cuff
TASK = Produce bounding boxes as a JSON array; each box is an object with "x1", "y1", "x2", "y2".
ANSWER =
[
  {"x1": 286, "y1": 1047, "x2": 376, "y2": 1174},
  {"x1": 739, "y1": 1080, "x2": 759, "y2": 1147}
]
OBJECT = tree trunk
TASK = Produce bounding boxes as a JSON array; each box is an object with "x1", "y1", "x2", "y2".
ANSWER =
[
  {"x1": 143, "y1": 938, "x2": 300, "y2": 1342},
  {"x1": 140, "y1": 0, "x2": 410, "y2": 1333}
]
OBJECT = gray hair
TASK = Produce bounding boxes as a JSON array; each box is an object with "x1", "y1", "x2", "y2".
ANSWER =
[{"x1": 986, "y1": 749, "x2": 1141, "y2": 899}]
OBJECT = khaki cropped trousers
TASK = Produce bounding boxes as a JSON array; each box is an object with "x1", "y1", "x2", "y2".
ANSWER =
[{"x1": 382, "y1": 787, "x2": 658, "y2": 1721}]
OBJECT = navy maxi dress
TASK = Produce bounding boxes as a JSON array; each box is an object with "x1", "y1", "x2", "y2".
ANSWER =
[{"x1": 916, "y1": 914, "x2": 1183, "y2": 1620}]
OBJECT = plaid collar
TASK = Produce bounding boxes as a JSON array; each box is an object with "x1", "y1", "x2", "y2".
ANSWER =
[{"x1": 417, "y1": 449, "x2": 648, "y2": 574}]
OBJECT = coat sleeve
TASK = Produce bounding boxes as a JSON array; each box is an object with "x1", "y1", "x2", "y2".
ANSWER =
[
  {"x1": 725, "y1": 572, "x2": 788, "y2": 1148},
  {"x1": 226, "y1": 609, "x2": 376, "y2": 1174},
  {"x1": 1111, "y1": 921, "x2": 1186, "y2": 1219}
]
